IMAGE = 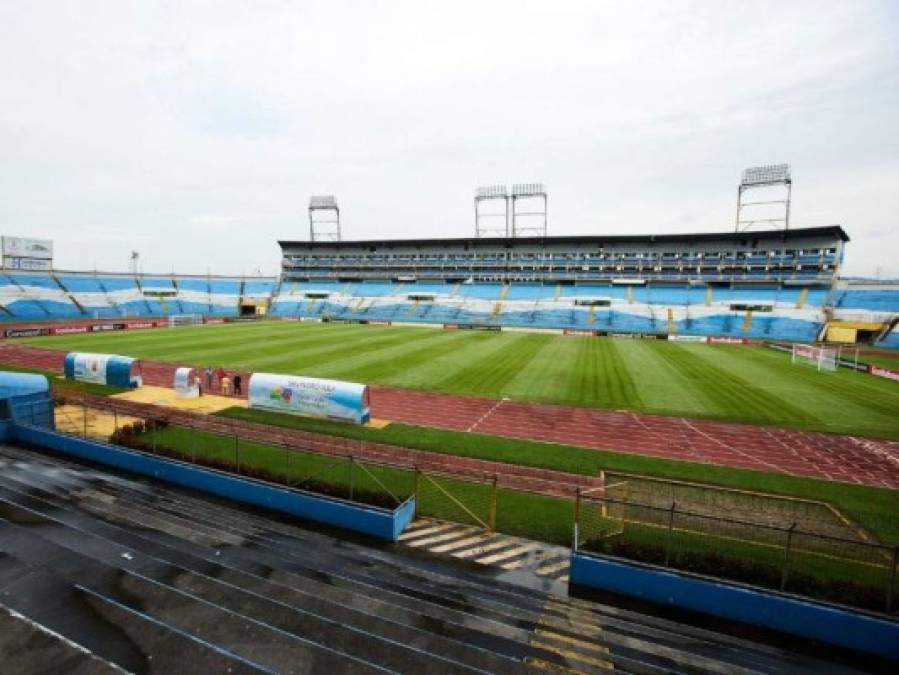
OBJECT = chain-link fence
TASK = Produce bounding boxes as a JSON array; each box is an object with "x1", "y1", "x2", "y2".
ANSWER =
[{"x1": 575, "y1": 488, "x2": 899, "y2": 614}]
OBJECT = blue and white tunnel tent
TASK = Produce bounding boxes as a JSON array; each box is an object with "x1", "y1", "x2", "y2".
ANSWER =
[{"x1": 63, "y1": 352, "x2": 143, "y2": 388}]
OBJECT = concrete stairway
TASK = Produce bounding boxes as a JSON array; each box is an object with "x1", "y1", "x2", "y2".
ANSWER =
[{"x1": 0, "y1": 444, "x2": 854, "y2": 674}]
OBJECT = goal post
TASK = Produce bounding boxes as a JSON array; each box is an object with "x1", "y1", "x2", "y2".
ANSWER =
[
  {"x1": 168, "y1": 314, "x2": 203, "y2": 328},
  {"x1": 791, "y1": 343, "x2": 837, "y2": 372}
]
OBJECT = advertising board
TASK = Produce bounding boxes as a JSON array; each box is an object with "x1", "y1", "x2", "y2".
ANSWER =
[
  {"x1": 248, "y1": 373, "x2": 370, "y2": 424},
  {"x1": 2, "y1": 236, "x2": 53, "y2": 259}
]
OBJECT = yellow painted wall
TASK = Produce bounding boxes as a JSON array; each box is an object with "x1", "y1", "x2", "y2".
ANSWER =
[{"x1": 826, "y1": 326, "x2": 857, "y2": 344}]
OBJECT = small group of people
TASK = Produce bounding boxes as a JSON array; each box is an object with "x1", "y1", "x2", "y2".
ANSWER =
[{"x1": 201, "y1": 366, "x2": 243, "y2": 397}]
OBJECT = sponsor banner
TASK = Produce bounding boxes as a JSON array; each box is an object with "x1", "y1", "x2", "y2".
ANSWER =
[
  {"x1": 443, "y1": 323, "x2": 459, "y2": 330},
  {"x1": 3, "y1": 256, "x2": 52, "y2": 271},
  {"x1": 298, "y1": 317, "x2": 322, "y2": 323},
  {"x1": 2, "y1": 236, "x2": 53, "y2": 259},
  {"x1": 52, "y1": 326, "x2": 90, "y2": 335},
  {"x1": 641, "y1": 334, "x2": 661, "y2": 340},
  {"x1": 456, "y1": 324, "x2": 501, "y2": 332},
  {"x1": 368, "y1": 320, "x2": 392, "y2": 326},
  {"x1": 869, "y1": 365, "x2": 899, "y2": 382},
  {"x1": 564, "y1": 329, "x2": 598, "y2": 337},
  {"x1": 5, "y1": 327, "x2": 48, "y2": 338},
  {"x1": 502, "y1": 326, "x2": 563, "y2": 335},
  {"x1": 709, "y1": 337, "x2": 749, "y2": 345},
  {"x1": 668, "y1": 335, "x2": 708, "y2": 343},
  {"x1": 91, "y1": 323, "x2": 124, "y2": 332},
  {"x1": 248, "y1": 373, "x2": 370, "y2": 425},
  {"x1": 609, "y1": 332, "x2": 637, "y2": 339},
  {"x1": 122, "y1": 320, "x2": 155, "y2": 330},
  {"x1": 71, "y1": 353, "x2": 111, "y2": 384},
  {"x1": 205, "y1": 318, "x2": 226, "y2": 325},
  {"x1": 280, "y1": 317, "x2": 300, "y2": 322}
]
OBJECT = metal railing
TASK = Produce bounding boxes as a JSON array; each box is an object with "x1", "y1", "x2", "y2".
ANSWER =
[
  {"x1": 15, "y1": 397, "x2": 899, "y2": 614},
  {"x1": 23, "y1": 398, "x2": 517, "y2": 532},
  {"x1": 574, "y1": 488, "x2": 899, "y2": 614}
]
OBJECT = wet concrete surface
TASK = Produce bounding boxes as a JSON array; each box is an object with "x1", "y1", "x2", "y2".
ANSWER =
[{"x1": 0, "y1": 443, "x2": 885, "y2": 674}]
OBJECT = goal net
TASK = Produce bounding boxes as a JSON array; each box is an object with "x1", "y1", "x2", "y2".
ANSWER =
[
  {"x1": 791, "y1": 343, "x2": 837, "y2": 372},
  {"x1": 168, "y1": 314, "x2": 203, "y2": 328}
]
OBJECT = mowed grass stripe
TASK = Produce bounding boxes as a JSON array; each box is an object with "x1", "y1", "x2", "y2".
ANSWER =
[
  {"x1": 617, "y1": 341, "x2": 706, "y2": 414},
  {"x1": 384, "y1": 332, "x2": 507, "y2": 390},
  {"x1": 502, "y1": 335, "x2": 581, "y2": 402},
  {"x1": 306, "y1": 328, "x2": 480, "y2": 381},
  {"x1": 132, "y1": 324, "x2": 348, "y2": 363},
  {"x1": 726, "y1": 347, "x2": 899, "y2": 431},
  {"x1": 20, "y1": 321, "x2": 336, "y2": 358},
  {"x1": 431, "y1": 333, "x2": 551, "y2": 397},
  {"x1": 657, "y1": 344, "x2": 815, "y2": 424},
  {"x1": 195, "y1": 324, "x2": 402, "y2": 370}
]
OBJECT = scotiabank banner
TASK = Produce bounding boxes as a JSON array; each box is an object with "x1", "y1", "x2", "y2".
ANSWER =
[
  {"x1": 709, "y1": 337, "x2": 749, "y2": 345},
  {"x1": 869, "y1": 365, "x2": 899, "y2": 382},
  {"x1": 563, "y1": 329, "x2": 597, "y2": 337}
]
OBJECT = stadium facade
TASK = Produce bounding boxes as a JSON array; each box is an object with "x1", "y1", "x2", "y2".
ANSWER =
[{"x1": 1, "y1": 225, "x2": 897, "y2": 347}]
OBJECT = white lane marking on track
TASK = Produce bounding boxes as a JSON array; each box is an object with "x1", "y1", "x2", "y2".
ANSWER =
[{"x1": 466, "y1": 397, "x2": 509, "y2": 433}]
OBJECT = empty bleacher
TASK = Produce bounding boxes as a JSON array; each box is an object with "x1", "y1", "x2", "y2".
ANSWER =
[{"x1": 3, "y1": 268, "x2": 897, "y2": 346}]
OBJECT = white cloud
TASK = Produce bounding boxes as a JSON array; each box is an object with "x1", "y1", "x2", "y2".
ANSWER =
[{"x1": 1, "y1": 0, "x2": 897, "y2": 276}]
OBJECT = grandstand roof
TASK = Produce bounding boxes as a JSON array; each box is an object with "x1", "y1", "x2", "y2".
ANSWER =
[{"x1": 279, "y1": 225, "x2": 849, "y2": 249}]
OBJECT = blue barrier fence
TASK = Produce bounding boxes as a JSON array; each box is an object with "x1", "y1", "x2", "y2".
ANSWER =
[
  {"x1": 570, "y1": 551, "x2": 899, "y2": 661},
  {"x1": 10, "y1": 424, "x2": 415, "y2": 542}
]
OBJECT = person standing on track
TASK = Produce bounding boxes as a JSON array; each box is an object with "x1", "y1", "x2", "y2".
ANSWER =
[
  {"x1": 205, "y1": 366, "x2": 213, "y2": 390},
  {"x1": 233, "y1": 373, "x2": 242, "y2": 396}
]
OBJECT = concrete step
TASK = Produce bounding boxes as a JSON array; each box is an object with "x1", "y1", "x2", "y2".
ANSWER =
[
  {"x1": 0, "y1": 446, "x2": 857, "y2": 675},
  {"x1": 0, "y1": 476, "x2": 543, "y2": 674}
]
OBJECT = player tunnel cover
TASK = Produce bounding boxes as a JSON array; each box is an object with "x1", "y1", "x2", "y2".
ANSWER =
[
  {"x1": 64, "y1": 352, "x2": 143, "y2": 388},
  {"x1": 248, "y1": 372, "x2": 370, "y2": 425}
]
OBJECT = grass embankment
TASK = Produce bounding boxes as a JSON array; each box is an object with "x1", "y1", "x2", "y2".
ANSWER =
[
  {"x1": 139, "y1": 424, "x2": 572, "y2": 545},
  {"x1": 136, "y1": 422, "x2": 895, "y2": 611},
  {"x1": 217, "y1": 406, "x2": 899, "y2": 544},
  {"x1": 16, "y1": 321, "x2": 899, "y2": 439}
]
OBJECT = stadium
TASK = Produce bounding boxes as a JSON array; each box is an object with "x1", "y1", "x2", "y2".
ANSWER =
[{"x1": 1, "y1": 166, "x2": 899, "y2": 672}]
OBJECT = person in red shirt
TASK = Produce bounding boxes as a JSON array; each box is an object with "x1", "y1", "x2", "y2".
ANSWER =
[{"x1": 215, "y1": 366, "x2": 226, "y2": 390}]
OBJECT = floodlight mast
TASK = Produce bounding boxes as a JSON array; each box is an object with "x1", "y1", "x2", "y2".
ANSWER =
[
  {"x1": 309, "y1": 195, "x2": 341, "y2": 242},
  {"x1": 474, "y1": 185, "x2": 509, "y2": 238},
  {"x1": 735, "y1": 164, "x2": 791, "y2": 232},
  {"x1": 511, "y1": 183, "x2": 547, "y2": 237}
]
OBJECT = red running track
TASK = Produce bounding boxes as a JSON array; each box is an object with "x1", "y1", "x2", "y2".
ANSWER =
[{"x1": 4, "y1": 343, "x2": 899, "y2": 489}]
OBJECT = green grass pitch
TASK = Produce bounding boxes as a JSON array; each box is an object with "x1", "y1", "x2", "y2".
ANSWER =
[{"x1": 17, "y1": 321, "x2": 899, "y2": 438}]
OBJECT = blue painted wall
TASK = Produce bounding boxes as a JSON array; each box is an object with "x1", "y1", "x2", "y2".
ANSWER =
[
  {"x1": 570, "y1": 552, "x2": 899, "y2": 661},
  {"x1": 11, "y1": 425, "x2": 414, "y2": 542}
]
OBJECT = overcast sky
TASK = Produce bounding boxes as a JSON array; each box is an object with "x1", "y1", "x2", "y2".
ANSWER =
[{"x1": 1, "y1": 1, "x2": 897, "y2": 277}]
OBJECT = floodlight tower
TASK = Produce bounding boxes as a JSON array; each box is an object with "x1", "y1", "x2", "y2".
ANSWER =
[
  {"x1": 309, "y1": 195, "x2": 341, "y2": 241},
  {"x1": 474, "y1": 185, "x2": 509, "y2": 238},
  {"x1": 735, "y1": 164, "x2": 792, "y2": 232},
  {"x1": 510, "y1": 183, "x2": 547, "y2": 237}
]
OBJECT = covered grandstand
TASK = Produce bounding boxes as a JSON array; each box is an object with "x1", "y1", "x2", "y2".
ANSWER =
[{"x1": 1, "y1": 225, "x2": 897, "y2": 346}]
